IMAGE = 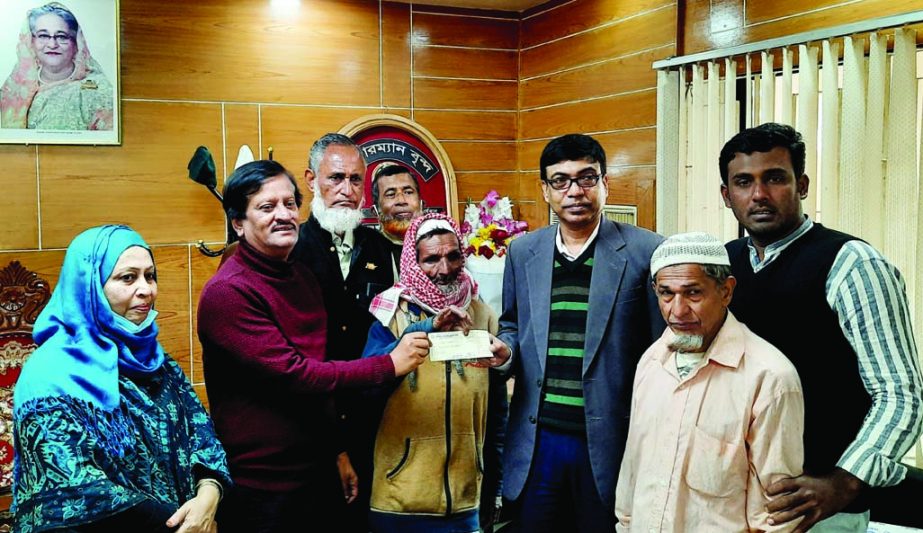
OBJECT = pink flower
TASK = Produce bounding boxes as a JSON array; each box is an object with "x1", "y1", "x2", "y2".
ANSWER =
[{"x1": 484, "y1": 190, "x2": 500, "y2": 208}]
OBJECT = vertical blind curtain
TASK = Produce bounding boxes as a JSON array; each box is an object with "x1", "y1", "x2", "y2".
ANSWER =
[{"x1": 655, "y1": 29, "x2": 923, "y2": 462}]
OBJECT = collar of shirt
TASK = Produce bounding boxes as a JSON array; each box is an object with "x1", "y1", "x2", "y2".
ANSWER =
[
  {"x1": 555, "y1": 218, "x2": 602, "y2": 261},
  {"x1": 747, "y1": 216, "x2": 813, "y2": 273},
  {"x1": 330, "y1": 229, "x2": 355, "y2": 279}
]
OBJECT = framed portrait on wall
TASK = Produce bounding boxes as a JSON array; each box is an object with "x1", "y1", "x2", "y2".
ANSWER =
[{"x1": 0, "y1": 0, "x2": 120, "y2": 145}]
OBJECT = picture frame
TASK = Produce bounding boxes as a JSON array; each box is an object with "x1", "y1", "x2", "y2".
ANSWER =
[{"x1": 0, "y1": 0, "x2": 120, "y2": 145}]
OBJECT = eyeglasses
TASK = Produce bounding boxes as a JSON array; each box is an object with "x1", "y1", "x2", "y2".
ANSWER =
[
  {"x1": 542, "y1": 174, "x2": 602, "y2": 191},
  {"x1": 33, "y1": 32, "x2": 74, "y2": 45}
]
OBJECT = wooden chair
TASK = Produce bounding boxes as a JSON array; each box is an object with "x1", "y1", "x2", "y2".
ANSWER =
[{"x1": 0, "y1": 261, "x2": 51, "y2": 530}]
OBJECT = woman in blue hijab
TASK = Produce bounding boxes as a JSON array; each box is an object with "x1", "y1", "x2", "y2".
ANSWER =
[{"x1": 12, "y1": 225, "x2": 230, "y2": 533}]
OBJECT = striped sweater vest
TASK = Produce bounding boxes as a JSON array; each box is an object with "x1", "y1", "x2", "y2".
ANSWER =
[{"x1": 538, "y1": 243, "x2": 594, "y2": 433}]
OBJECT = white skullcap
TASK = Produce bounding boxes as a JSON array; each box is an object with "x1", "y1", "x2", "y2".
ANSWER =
[
  {"x1": 650, "y1": 232, "x2": 730, "y2": 276},
  {"x1": 416, "y1": 219, "x2": 456, "y2": 241}
]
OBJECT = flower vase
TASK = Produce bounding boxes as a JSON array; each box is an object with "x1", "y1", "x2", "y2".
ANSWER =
[{"x1": 465, "y1": 254, "x2": 506, "y2": 317}]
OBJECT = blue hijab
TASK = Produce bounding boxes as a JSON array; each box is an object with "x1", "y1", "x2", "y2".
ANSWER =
[{"x1": 15, "y1": 225, "x2": 165, "y2": 412}]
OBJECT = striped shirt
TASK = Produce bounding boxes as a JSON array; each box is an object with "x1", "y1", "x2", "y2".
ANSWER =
[
  {"x1": 746, "y1": 217, "x2": 923, "y2": 486},
  {"x1": 539, "y1": 247, "x2": 594, "y2": 432}
]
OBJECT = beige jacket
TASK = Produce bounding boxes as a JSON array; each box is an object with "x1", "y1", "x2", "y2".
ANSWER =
[{"x1": 370, "y1": 299, "x2": 498, "y2": 516}]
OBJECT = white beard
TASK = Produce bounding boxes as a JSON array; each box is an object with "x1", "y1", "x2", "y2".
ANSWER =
[
  {"x1": 311, "y1": 195, "x2": 362, "y2": 236},
  {"x1": 668, "y1": 334, "x2": 704, "y2": 352}
]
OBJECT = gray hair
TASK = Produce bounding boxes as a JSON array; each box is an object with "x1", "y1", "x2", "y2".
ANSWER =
[
  {"x1": 308, "y1": 133, "x2": 361, "y2": 175},
  {"x1": 28, "y1": 3, "x2": 79, "y2": 35},
  {"x1": 702, "y1": 264, "x2": 732, "y2": 285}
]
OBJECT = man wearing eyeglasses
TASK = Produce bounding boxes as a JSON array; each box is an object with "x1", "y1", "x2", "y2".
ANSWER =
[
  {"x1": 290, "y1": 133, "x2": 399, "y2": 533},
  {"x1": 483, "y1": 133, "x2": 665, "y2": 532}
]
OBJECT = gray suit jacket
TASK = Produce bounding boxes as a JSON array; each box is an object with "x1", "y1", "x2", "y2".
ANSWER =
[{"x1": 498, "y1": 219, "x2": 665, "y2": 509}]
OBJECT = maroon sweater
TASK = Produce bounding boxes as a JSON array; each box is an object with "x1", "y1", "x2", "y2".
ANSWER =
[{"x1": 198, "y1": 239, "x2": 395, "y2": 491}]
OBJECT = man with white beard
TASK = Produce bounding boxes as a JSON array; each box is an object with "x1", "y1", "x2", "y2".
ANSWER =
[
  {"x1": 615, "y1": 232, "x2": 805, "y2": 532},
  {"x1": 291, "y1": 133, "x2": 398, "y2": 533}
]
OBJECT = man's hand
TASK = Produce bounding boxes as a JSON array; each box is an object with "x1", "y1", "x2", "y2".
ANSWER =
[
  {"x1": 390, "y1": 331, "x2": 429, "y2": 376},
  {"x1": 432, "y1": 305, "x2": 473, "y2": 333},
  {"x1": 166, "y1": 482, "x2": 220, "y2": 533},
  {"x1": 471, "y1": 334, "x2": 511, "y2": 368},
  {"x1": 337, "y1": 452, "x2": 359, "y2": 504},
  {"x1": 766, "y1": 468, "x2": 865, "y2": 532}
]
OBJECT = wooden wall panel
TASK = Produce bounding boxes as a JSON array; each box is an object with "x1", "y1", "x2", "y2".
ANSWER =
[
  {"x1": 414, "y1": 79, "x2": 518, "y2": 110},
  {"x1": 521, "y1": 7, "x2": 675, "y2": 79},
  {"x1": 39, "y1": 101, "x2": 226, "y2": 249},
  {"x1": 413, "y1": 47, "x2": 517, "y2": 80},
  {"x1": 518, "y1": 128, "x2": 657, "y2": 171},
  {"x1": 522, "y1": 0, "x2": 674, "y2": 49},
  {"x1": 516, "y1": 172, "x2": 545, "y2": 228},
  {"x1": 191, "y1": 250, "x2": 223, "y2": 386},
  {"x1": 0, "y1": 146, "x2": 38, "y2": 250},
  {"x1": 383, "y1": 2, "x2": 412, "y2": 108},
  {"x1": 442, "y1": 141, "x2": 517, "y2": 171},
  {"x1": 456, "y1": 172, "x2": 520, "y2": 205},
  {"x1": 521, "y1": 46, "x2": 670, "y2": 109},
  {"x1": 224, "y1": 104, "x2": 261, "y2": 179},
  {"x1": 684, "y1": 0, "x2": 923, "y2": 55},
  {"x1": 414, "y1": 110, "x2": 516, "y2": 140},
  {"x1": 260, "y1": 106, "x2": 376, "y2": 177},
  {"x1": 411, "y1": 12, "x2": 518, "y2": 49},
  {"x1": 121, "y1": 0, "x2": 380, "y2": 106},
  {"x1": 520, "y1": 90, "x2": 658, "y2": 141},
  {"x1": 152, "y1": 245, "x2": 191, "y2": 372}
]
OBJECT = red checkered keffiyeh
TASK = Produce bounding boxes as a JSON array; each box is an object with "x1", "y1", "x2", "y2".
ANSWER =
[{"x1": 370, "y1": 213, "x2": 477, "y2": 326}]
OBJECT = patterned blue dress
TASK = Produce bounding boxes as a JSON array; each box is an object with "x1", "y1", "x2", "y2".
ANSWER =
[{"x1": 12, "y1": 358, "x2": 230, "y2": 532}]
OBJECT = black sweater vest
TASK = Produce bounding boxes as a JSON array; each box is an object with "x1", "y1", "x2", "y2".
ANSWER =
[{"x1": 727, "y1": 224, "x2": 871, "y2": 481}]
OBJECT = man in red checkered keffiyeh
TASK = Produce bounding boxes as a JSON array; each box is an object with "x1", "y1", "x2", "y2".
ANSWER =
[{"x1": 370, "y1": 212, "x2": 477, "y2": 326}]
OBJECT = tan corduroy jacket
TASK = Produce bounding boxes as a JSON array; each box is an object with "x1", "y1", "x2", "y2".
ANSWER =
[{"x1": 370, "y1": 298, "x2": 498, "y2": 516}]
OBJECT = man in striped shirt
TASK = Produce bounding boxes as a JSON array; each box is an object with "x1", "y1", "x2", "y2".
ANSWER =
[{"x1": 720, "y1": 123, "x2": 923, "y2": 532}]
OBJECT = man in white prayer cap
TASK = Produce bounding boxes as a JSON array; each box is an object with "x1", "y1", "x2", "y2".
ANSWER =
[{"x1": 615, "y1": 232, "x2": 805, "y2": 532}]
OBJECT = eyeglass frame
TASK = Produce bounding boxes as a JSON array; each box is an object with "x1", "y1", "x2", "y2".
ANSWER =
[
  {"x1": 541, "y1": 173, "x2": 604, "y2": 191},
  {"x1": 32, "y1": 32, "x2": 76, "y2": 45}
]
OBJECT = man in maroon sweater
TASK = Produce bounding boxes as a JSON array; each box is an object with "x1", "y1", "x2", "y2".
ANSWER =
[{"x1": 198, "y1": 160, "x2": 429, "y2": 533}]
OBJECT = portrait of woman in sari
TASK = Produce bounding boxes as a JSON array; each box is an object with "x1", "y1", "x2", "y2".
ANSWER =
[
  {"x1": 0, "y1": 2, "x2": 114, "y2": 130},
  {"x1": 12, "y1": 225, "x2": 230, "y2": 533}
]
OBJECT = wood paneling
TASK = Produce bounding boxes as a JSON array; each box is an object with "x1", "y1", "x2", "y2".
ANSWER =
[
  {"x1": 442, "y1": 141, "x2": 517, "y2": 172},
  {"x1": 522, "y1": 0, "x2": 673, "y2": 49},
  {"x1": 521, "y1": 7, "x2": 675, "y2": 79},
  {"x1": 151, "y1": 245, "x2": 191, "y2": 372},
  {"x1": 414, "y1": 47, "x2": 517, "y2": 80},
  {"x1": 191, "y1": 248, "x2": 223, "y2": 386},
  {"x1": 39, "y1": 101, "x2": 226, "y2": 249},
  {"x1": 414, "y1": 78, "x2": 518, "y2": 110},
  {"x1": 518, "y1": 128, "x2": 657, "y2": 171},
  {"x1": 224, "y1": 104, "x2": 260, "y2": 179},
  {"x1": 121, "y1": 0, "x2": 380, "y2": 106},
  {"x1": 383, "y1": 2, "x2": 412, "y2": 108},
  {"x1": 194, "y1": 384, "x2": 210, "y2": 411},
  {"x1": 684, "y1": 0, "x2": 923, "y2": 54},
  {"x1": 516, "y1": 171, "x2": 546, "y2": 229},
  {"x1": 520, "y1": 90, "x2": 658, "y2": 140},
  {"x1": 411, "y1": 12, "x2": 518, "y2": 49},
  {"x1": 456, "y1": 172, "x2": 520, "y2": 205},
  {"x1": 260, "y1": 105, "x2": 377, "y2": 178},
  {"x1": 0, "y1": 146, "x2": 38, "y2": 250},
  {"x1": 414, "y1": 110, "x2": 516, "y2": 140},
  {"x1": 521, "y1": 46, "x2": 670, "y2": 109}
]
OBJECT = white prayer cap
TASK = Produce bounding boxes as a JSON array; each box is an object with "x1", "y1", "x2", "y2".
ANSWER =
[
  {"x1": 416, "y1": 218, "x2": 456, "y2": 241},
  {"x1": 650, "y1": 232, "x2": 730, "y2": 277}
]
